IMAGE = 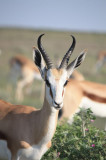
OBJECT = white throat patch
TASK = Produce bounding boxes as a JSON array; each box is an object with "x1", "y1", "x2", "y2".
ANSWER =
[{"x1": 17, "y1": 111, "x2": 57, "y2": 160}]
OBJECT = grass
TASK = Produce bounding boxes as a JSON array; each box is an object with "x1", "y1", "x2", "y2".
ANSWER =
[{"x1": 0, "y1": 27, "x2": 106, "y2": 108}]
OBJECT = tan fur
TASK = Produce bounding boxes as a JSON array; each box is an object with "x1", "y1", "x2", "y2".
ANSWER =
[
  {"x1": 62, "y1": 80, "x2": 83, "y2": 119},
  {"x1": 97, "y1": 51, "x2": 106, "y2": 61},
  {"x1": 0, "y1": 96, "x2": 58, "y2": 158},
  {"x1": 10, "y1": 55, "x2": 39, "y2": 72},
  {"x1": 10, "y1": 55, "x2": 42, "y2": 101},
  {"x1": 51, "y1": 69, "x2": 65, "y2": 80},
  {"x1": 61, "y1": 80, "x2": 106, "y2": 121},
  {"x1": 95, "y1": 51, "x2": 106, "y2": 71},
  {"x1": 79, "y1": 80, "x2": 106, "y2": 98},
  {"x1": 46, "y1": 141, "x2": 51, "y2": 149},
  {"x1": 71, "y1": 70, "x2": 84, "y2": 81}
]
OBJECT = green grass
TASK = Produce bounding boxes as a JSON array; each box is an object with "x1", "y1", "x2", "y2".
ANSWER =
[
  {"x1": 42, "y1": 109, "x2": 106, "y2": 160},
  {"x1": 0, "y1": 27, "x2": 106, "y2": 108}
]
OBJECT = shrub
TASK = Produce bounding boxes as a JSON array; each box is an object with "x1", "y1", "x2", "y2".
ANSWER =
[{"x1": 42, "y1": 108, "x2": 106, "y2": 160}]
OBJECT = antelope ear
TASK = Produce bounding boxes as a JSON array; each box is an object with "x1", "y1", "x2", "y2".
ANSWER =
[
  {"x1": 33, "y1": 47, "x2": 46, "y2": 80},
  {"x1": 67, "y1": 50, "x2": 87, "y2": 78}
]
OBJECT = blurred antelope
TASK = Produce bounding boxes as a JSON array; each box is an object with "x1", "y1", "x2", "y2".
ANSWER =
[
  {"x1": 10, "y1": 54, "x2": 42, "y2": 101},
  {"x1": 70, "y1": 70, "x2": 84, "y2": 81},
  {"x1": 59, "y1": 79, "x2": 106, "y2": 130},
  {"x1": 95, "y1": 51, "x2": 106, "y2": 71},
  {"x1": 0, "y1": 34, "x2": 86, "y2": 160}
]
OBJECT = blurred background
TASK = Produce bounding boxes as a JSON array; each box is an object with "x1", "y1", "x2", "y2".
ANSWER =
[{"x1": 0, "y1": 0, "x2": 106, "y2": 108}]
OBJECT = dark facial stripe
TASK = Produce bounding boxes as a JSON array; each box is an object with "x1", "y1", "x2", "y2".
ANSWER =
[
  {"x1": 83, "y1": 91, "x2": 106, "y2": 103},
  {"x1": 50, "y1": 87, "x2": 53, "y2": 98},
  {"x1": 45, "y1": 78, "x2": 53, "y2": 98}
]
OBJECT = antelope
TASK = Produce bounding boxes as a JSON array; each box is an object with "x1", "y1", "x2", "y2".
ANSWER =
[
  {"x1": 95, "y1": 51, "x2": 106, "y2": 71},
  {"x1": 0, "y1": 34, "x2": 86, "y2": 160},
  {"x1": 59, "y1": 79, "x2": 106, "y2": 130},
  {"x1": 10, "y1": 54, "x2": 42, "y2": 101},
  {"x1": 70, "y1": 70, "x2": 84, "y2": 81}
]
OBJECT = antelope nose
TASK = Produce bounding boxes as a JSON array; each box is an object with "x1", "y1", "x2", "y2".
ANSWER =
[{"x1": 54, "y1": 101, "x2": 62, "y2": 106}]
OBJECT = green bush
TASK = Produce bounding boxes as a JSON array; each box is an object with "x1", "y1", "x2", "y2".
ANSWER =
[{"x1": 42, "y1": 108, "x2": 106, "y2": 160}]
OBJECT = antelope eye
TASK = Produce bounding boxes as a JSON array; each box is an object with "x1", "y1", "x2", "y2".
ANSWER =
[
  {"x1": 64, "y1": 80, "x2": 68, "y2": 87},
  {"x1": 46, "y1": 79, "x2": 50, "y2": 87}
]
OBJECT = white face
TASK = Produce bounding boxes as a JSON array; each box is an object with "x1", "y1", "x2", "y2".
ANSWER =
[
  {"x1": 33, "y1": 44, "x2": 86, "y2": 110},
  {"x1": 45, "y1": 69, "x2": 68, "y2": 110}
]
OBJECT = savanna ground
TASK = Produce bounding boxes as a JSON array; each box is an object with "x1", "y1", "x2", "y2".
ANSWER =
[{"x1": 0, "y1": 28, "x2": 106, "y2": 159}]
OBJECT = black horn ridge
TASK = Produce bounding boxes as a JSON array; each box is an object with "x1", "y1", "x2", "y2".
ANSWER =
[
  {"x1": 59, "y1": 35, "x2": 76, "y2": 69},
  {"x1": 37, "y1": 34, "x2": 53, "y2": 69}
]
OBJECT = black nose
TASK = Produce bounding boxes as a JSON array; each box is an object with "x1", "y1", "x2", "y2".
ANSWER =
[{"x1": 54, "y1": 101, "x2": 62, "y2": 106}]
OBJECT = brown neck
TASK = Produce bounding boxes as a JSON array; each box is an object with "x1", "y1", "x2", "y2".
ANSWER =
[
  {"x1": 41, "y1": 96, "x2": 59, "y2": 125},
  {"x1": 32, "y1": 95, "x2": 59, "y2": 144}
]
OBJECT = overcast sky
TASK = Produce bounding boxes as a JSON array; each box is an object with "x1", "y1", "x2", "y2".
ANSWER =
[{"x1": 0, "y1": 0, "x2": 106, "y2": 32}]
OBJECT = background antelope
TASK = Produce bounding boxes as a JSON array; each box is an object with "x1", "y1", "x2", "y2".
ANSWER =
[
  {"x1": 0, "y1": 34, "x2": 86, "y2": 160},
  {"x1": 59, "y1": 79, "x2": 106, "y2": 130},
  {"x1": 10, "y1": 54, "x2": 42, "y2": 101},
  {"x1": 70, "y1": 70, "x2": 84, "y2": 81},
  {"x1": 95, "y1": 51, "x2": 106, "y2": 71}
]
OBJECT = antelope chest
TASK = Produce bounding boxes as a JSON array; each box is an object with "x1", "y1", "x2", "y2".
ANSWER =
[
  {"x1": 18, "y1": 111, "x2": 57, "y2": 160},
  {"x1": 18, "y1": 144, "x2": 48, "y2": 160}
]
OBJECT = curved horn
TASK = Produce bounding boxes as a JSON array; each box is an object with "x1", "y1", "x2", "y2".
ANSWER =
[
  {"x1": 37, "y1": 34, "x2": 53, "y2": 69},
  {"x1": 59, "y1": 35, "x2": 76, "y2": 69}
]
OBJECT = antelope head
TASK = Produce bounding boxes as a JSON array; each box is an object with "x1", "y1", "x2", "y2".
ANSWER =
[{"x1": 33, "y1": 34, "x2": 86, "y2": 110}]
